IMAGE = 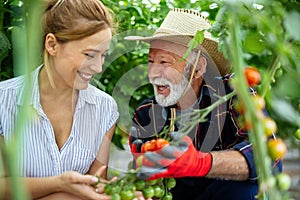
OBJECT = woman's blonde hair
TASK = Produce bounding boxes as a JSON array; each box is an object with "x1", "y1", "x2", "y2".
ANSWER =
[{"x1": 42, "y1": 0, "x2": 114, "y2": 87}]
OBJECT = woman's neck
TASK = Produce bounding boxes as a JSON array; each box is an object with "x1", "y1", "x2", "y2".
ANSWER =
[{"x1": 39, "y1": 66, "x2": 78, "y2": 109}]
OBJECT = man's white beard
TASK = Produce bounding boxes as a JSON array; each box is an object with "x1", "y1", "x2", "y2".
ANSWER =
[{"x1": 150, "y1": 75, "x2": 189, "y2": 107}]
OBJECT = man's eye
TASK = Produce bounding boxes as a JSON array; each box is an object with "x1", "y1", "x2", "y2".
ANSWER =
[
  {"x1": 161, "y1": 61, "x2": 173, "y2": 66},
  {"x1": 101, "y1": 53, "x2": 107, "y2": 59},
  {"x1": 84, "y1": 53, "x2": 94, "y2": 58}
]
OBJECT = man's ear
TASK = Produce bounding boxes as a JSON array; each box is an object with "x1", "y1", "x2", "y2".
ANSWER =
[
  {"x1": 45, "y1": 33, "x2": 58, "y2": 56},
  {"x1": 194, "y1": 56, "x2": 207, "y2": 79}
]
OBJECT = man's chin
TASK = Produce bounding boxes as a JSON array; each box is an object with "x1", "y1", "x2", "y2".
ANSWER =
[{"x1": 155, "y1": 95, "x2": 177, "y2": 107}]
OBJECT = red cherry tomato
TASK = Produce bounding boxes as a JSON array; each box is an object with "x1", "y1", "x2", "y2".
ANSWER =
[
  {"x1": 155, "y1": 138, "x2": 169, "y2": 150},
  {"x1": 142, "y1": 140, "x2": 157, "y2": 152},
  {"x1": 244, "y1": 66, "x2": 261, "y2": 87}
]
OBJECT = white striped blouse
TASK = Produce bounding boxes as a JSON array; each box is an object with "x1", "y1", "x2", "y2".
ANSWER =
[{"x1": 0, "y1": 66, "x2": 119, "y2": 177}]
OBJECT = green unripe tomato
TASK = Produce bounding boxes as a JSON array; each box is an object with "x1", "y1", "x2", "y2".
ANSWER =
[
  {"x1": 162, "y1": 192, "x2": 173, "y2": 200},
  {"x1": 276, "y1": 173, "x2": 291, "y2": 191},
  {"x1": 120, "y1": 190, "x2": 134, "y2": 200},
  {"x1": 142, "y1": 186, "x2": 155, "y2": 199},
  {"x1": 111, "y1": 193, "x2": 121, "y2": 200},
  {"x1": 165, "y1": 178, "x2": 176, "y2": 189},
  {"x1": 153, "y1": 185, "x2": 165, "y2": 198},
  {"x1": 104, "y1": 184, "x2": 112, "y2": 195},
  {"x1": 134, "y1": 180, "x2": 146, "y2": 191},
  {"x1": 146, "y1": 179, "x2": 157, "y2": 186},
  {"x1": 294, "y1": 128, "x2": 300, "y2": 140}
]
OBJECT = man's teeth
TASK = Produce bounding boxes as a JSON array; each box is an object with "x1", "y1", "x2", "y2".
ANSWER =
[
  {"x1": 157, "y1": 85, "x2": 168, "y2": 91},
  {"x1": 80, "y1": 72, "x2": 92, "y2": 79}
]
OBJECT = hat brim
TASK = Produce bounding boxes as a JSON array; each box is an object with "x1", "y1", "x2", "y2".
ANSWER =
[{"x1": 125, "y1": 34, "x2": 230, "y2": 75}]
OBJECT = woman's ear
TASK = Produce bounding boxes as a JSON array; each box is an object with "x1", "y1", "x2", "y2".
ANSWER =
[
  {"x1": 194, "y1": 56, "x2": 207, "y2": 79},
  {"x1": 45, "y1": 33, "x2": 58, "y2": 56}
]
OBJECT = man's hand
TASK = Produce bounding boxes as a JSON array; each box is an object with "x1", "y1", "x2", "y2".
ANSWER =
[{"x1": 137, "y1": 132, "x2": 212, "y2": 180}]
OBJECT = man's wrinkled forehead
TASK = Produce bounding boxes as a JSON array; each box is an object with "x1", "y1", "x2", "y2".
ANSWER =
[{"x1": 149, "y1": 40, "x2": 188, "y2": 57}]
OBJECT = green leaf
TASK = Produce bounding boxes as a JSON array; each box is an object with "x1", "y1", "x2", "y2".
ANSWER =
[
  {"x1": 0, "y1": 31, "x2": 11, "y2": 62},
  {"x1": 112, "y1": 132, "x2": 125, "y2": 150},
  {"x1": 182, "y1": 30, "x2": 205, "y2": 60},
  {"x1": 271, "y1": 97, "x2": 300, "y2": 127},
  {"x1": 284, "y1": 11, "x2": 300, "y2": 41}
]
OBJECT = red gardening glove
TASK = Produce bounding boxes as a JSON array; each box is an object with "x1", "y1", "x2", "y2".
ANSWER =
[
  {"x1": 136, "y1": 132, "x2": 212, "y2": 180},
  {"x1": 129, "y1": 127, "x2": 144, "y2": 160}
]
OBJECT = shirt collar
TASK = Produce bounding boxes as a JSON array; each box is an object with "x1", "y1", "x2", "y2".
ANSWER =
[
  {"x1": 74, "y1": 84, "x2": 97, "y2": 110},
  {"x1": 17, "y1": 65, "x2": 97, "y2": 114}
]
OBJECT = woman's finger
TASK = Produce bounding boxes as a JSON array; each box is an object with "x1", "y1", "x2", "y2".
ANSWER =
[{"x1": 94, "y1": 165, "x2": 107, "y2": 177}]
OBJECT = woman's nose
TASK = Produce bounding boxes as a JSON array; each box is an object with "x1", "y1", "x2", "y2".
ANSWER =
[{"x1": 90, "y1": 57, "x2": 104, "y2": 73}]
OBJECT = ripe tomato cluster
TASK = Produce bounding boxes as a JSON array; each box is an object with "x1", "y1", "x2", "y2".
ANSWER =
[
  {"x1": 96, "y1": 170, "x2": 176, "y2": 200},
  {"x1": 141, "y1": 138, "x2": 170, "y2": 153},
  {"x1": 234, "y1": 66, "x2": 287, "y2": 161}
]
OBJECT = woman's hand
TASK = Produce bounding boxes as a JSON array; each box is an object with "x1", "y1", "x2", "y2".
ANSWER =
[
  {"x1": 92, "y1": 165, "x2": 118, "y2": 194},
  {"x1": 55, "y1": 170, "x2": 110, "y2": 200}
]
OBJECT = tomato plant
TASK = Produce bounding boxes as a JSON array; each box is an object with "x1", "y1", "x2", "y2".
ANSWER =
[{"x1": 97, "y1": 170, "x2": 176, "y2": 199}]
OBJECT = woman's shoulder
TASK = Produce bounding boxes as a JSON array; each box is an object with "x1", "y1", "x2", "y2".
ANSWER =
[
  {"x1": 86, "y1": 84, "x2": 117, "y2": 104},
  {"x1": 0, "y1": 76, "x2": 25, "y2": 102},
  {"x1": 0, "y1": 75, "x2": 25, "y2": 91},
  {"x1": 0, "y1": 76, "x2": 25, "y2": 109}
]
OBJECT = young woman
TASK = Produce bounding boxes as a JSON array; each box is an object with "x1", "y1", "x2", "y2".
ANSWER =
[{"x1": 0, "y1": 0, "x2": 118, "y2": 199}]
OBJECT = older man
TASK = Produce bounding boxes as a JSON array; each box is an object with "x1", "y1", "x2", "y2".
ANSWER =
[{"x1": 125, "y1": 8, "x2": 281, "y2": 200}]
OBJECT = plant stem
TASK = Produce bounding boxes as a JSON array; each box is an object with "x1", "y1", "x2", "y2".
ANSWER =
[
  {"x1": 260, "y1": 56, "x2": 280, "y2": 98},
  {"x1": 226, "y1": 2, "x2": 283, "y2": 199}
]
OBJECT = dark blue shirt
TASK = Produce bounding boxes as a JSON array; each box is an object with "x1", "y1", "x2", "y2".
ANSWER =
[{"x1": 130, "y1": 74, "x2": 282, "y2": 199}]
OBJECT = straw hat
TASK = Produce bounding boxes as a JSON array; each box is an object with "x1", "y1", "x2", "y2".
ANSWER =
[{"x1": 125, "y1": 8, "x2": 230, "y2": 75}]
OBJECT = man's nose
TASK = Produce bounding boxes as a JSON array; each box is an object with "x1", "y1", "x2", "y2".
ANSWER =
[{"x1": 148, "y1": 63, "x2": 165, "y2": 79}]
